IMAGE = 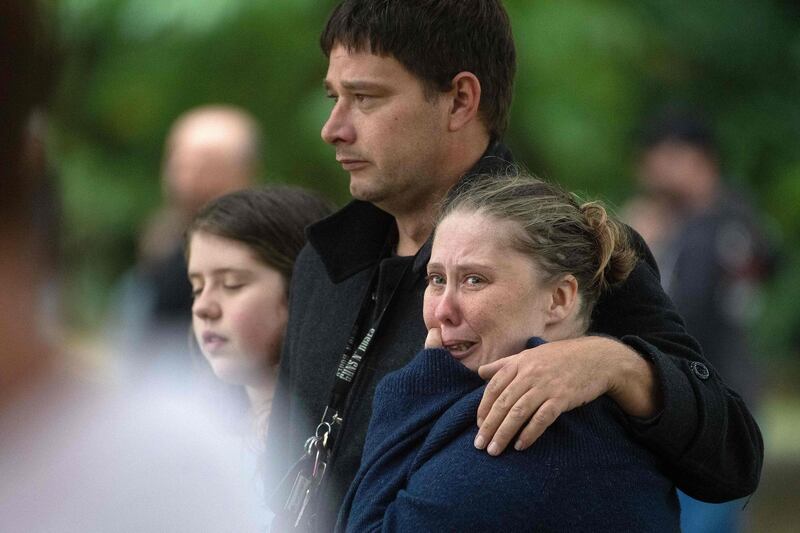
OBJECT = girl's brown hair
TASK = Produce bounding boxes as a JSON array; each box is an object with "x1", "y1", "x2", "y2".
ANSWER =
[{"x1": 186, "y1": 186, "x2": 333, "y2": 287}]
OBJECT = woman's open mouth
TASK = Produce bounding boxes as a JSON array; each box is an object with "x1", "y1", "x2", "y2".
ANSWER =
[{"x1": 443, "y1": 340, "x2": 478, "y2": 359}]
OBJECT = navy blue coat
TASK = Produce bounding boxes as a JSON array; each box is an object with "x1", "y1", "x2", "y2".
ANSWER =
[{"x1": 339, "y1": 341, "x2": 680, "y2": 532}]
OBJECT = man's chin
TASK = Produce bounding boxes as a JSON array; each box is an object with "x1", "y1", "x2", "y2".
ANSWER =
[{"x1": 349, "y1": 180, "x2": 384, "y2": 204}]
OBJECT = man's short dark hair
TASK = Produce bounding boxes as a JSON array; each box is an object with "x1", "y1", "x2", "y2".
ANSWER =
[
  {"x1": 638, "y1": 106, "x2": 718, "y2": 160},
  {"x1": 321, "y1": 0, "x2": 516, "y2": 139}
]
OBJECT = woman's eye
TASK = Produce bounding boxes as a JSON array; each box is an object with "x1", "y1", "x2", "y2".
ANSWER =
[
  {"x1": 191, "y1": 287, "x2": 203, "y2": 298},
  {"x1": 426, "y1": 274, "x2": 445, "y2": 286},
  {"x1": 223, "y1": 283, "x2": 244, "y2": 291}
]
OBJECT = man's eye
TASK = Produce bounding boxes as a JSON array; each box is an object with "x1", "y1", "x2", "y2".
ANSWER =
[
  {"x1": 464, "y1": 275, "x2": 484, "y2": 286},
  {"x1": 223, "y1": 283, "x2": 244, "y2": 291},
  {"x1": 326, "y1": 93, "x2": 339, "y2": 103},
  {"x1": 191, "y1": 287, "x2": 203, "y2": 298}
]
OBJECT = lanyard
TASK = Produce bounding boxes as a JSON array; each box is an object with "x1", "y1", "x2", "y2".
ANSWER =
[
  {"x1": 275, "y1": 239, "x2": 413, "y2": 529},
  {"x1": 322, "y1": 243, "x2": 411, "y2": 440}
]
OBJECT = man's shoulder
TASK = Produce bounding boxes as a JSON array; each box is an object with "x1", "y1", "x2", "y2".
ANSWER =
[
  {"x1": 286, "y1": 242, "x2": 329, "y2": 304},
  {"x1": 304, "y1": 200, "x2": 395, "y2": 283},
  {"x1": 294, "y1": 240, "x2": 324, "y2": 274}
]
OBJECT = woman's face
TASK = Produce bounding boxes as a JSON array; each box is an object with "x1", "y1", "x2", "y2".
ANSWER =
[
  {"x1": 423, "y1": 211, "x2": 554, "y2": 371},
  {"x1": 188, "y1": 231, "x2": 288, "y2": 387}
]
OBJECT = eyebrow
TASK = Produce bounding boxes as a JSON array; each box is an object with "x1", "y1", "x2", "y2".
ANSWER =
[
  {"x1": 323, "y1": 79, "x2": 388, "y2": 92},
  {"x1": 187, "y1": 268, "x2": 252, "y2": 279},
  {"x1": 426, "y1": 262, "x2": 497, "y2": 273}
]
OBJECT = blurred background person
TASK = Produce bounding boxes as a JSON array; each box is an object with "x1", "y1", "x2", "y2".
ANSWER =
[
  {"x1": 0, "y1": 0, "x2": 56, "y2": 409},
  {"x1": 1, "y1": 3, "x2": 269, "y2": 530},
  {"x1": 111, "y1": 104, "x2": 263, "y2": 379},
  {"x1": 625, "y1": 108, "x2": 777, "y2": 533},
  {"x1": 22, "y1": 109, "x2": 64, "y2": 350}
]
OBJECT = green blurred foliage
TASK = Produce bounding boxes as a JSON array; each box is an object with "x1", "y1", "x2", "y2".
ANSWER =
[{"x1": 52, "y1": 0, "x2": 800, "y2": 356}]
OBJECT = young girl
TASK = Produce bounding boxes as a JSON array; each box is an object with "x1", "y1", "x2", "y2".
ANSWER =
[{"x1": 186, "y1": 186, "x2": 332, "y2": 436}]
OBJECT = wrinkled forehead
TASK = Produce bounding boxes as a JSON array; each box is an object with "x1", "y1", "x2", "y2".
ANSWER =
[
  {"x1": 432, "y1": 209, "x2": 525, "y2": 259},
  {"x1": 436, "y1": 207, "x2": 520, "y2": 238}
]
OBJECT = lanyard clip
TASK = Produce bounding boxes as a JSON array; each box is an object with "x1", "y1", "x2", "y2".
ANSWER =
[{"x1": 320, "y1": 405, "x2": 342, "y2": 429}]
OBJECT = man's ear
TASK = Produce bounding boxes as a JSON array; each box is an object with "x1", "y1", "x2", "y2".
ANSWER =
[
  {"x1": 546, "y1": 274, "x2": 579, "y2": 326},
  {"x1": 447, "y1": 71, "x2": 481, "y2": 132}
]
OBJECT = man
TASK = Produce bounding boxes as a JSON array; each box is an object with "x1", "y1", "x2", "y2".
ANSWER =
[
  {"x1": 266, "y1": 1, "x2": 762, "y2": 529},
  {"x1": 113, "y1": 105, "x2": 262, "y2": 374},
  {"x1": 630, "y1": 110, "x2": 775, "y2": 532},
  {"x1": 635, "y1": 111, "x2": 773, "y2": 409},
  {"x1": 142, "y1": 105, "x2": 262, "y2": 325}
]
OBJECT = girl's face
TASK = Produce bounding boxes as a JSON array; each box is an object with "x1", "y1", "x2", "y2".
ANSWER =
[
  {"x1": 423, "y1": 211, "x2": 554, "y2": 372},
  {"x1": 188, "y1": 231, "x2": 288, "y2": 387}
]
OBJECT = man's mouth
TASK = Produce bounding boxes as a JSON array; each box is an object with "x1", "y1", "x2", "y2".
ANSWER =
[{"x1": 337, "y1": 158, "x2": 369, "y2": 171}]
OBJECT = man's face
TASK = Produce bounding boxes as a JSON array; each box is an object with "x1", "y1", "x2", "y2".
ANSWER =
[
  {"x1": 637, "y1": 141, "x2": 715, "y2": 208},
  {"x1": 322, "y1": 45, "x2": 451, "y2": 214},
  {"x1": 163, "y1": 117, "x2": 253, "y2": 215}
]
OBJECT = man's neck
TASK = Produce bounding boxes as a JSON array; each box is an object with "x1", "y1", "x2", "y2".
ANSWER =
[
  {"x1": 391, "y1": 135, "x2": 492, "y2": 256},
  {"x1": 394, "y1": 208, "x2": 437, "y2": 257}
]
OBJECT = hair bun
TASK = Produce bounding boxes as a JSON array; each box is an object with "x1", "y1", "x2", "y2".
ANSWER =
[{"x1": 579, "y1": 201, "x2": 637, "y2": 291}]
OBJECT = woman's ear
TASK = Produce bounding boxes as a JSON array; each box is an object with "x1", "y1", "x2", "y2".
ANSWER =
[
  {"x1": 447, "y1": 71, "x2": 481, "y2": 132},
  {"x1": 546, "y1": 274, "x2": 579, "y2": 326}
]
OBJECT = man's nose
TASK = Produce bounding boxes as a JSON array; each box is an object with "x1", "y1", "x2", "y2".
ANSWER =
[{"x1": 321, "y1": 100, "x2": 356, "y2": 145}]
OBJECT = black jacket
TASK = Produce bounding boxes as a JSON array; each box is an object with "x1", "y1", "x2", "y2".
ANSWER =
[{"x1": 266, "y1": 142, "x2": 763, "y2": 530}]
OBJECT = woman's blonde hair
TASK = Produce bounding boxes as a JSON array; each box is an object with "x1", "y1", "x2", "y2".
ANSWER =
[{"x1": 440, "y1": 171, "x2": 638, "y2": 323}]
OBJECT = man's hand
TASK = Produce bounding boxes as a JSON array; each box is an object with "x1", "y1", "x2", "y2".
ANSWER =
[{"x1": 474, "y1": 336, "x2": 660, "y2": 456}]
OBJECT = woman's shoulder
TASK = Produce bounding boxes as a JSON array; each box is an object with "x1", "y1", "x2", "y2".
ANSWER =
[
  {"x1": 403, "y1": 396, "x2": 678, "y2": 532},
  {"x1": 411, "y1": 387, "x2": 669, "y2": 489},
  {"x1": 545, "y1": 397, "x2": 660, "y2": 467}
]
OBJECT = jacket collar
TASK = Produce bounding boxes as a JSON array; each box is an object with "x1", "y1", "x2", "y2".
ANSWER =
[{"x1": 308, "y1": 140, "x2": 514, "y2": 283}]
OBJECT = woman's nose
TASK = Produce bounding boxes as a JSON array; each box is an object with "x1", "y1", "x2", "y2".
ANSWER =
[{"x1": 433, "y1": 288, "x2": 461, "y2": 326}]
